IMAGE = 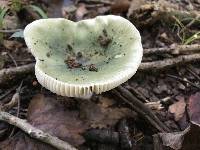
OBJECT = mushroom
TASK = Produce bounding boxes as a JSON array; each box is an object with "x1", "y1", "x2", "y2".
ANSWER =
[{"x1": 24, "y1": 15, "x2": 143, "y2": 97}]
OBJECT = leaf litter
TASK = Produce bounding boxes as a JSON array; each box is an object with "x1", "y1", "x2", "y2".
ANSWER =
[{"x1": 0, "y1": 94, "x2": 135, "y2": 149}]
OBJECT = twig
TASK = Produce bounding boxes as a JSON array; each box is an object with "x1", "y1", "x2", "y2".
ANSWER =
[
  {"x1": 1, "y1": 92, "x2": 19, "y2": 111},
  {"x1": 116, "y1": 86, "x2": 170, "y2": 132},
  {"x1": 186, "y1": 66, "x2": 200, "y2": 81},
  {"x1": 113, "y1": 86, "x2": 171, "y2": 132},
  {"x1": 0, "y1": 128, "x2": 7, "y2": 137},
  {"x1": 78, "y1": 0, "x2": 113, "y2": 5},
  {"x1": 118, "y1": 119, "x2": 132, "y2": 149},
  {"x1": 153, "y1": 134, "x2": 164, "y2": 150},
  {"x1": 125, "y1": 85, "x2": 149, "y2": 102},
  {"x1": 7, "y1": 53, "x2": 18, "y2": 67},
  {"x1": 144, "y1": 44, "x2": 200, "y2": 55},
  {"x1": 8, "y1": 81, "x2": 23, "y2": 137},
  {"x1": 0, "y1": 111, "x2": 77, "y2": 150},
  {"x1": 145, "y1": 101, "x2": 164, "y2": 110},
  {"x1": 0, "y1": 29, "x2": 22, "y2": 33},
  {"x1": 186, "y1": 15, "x2": 200, "y2": 28},
  {"x1": 0, "y1": 63, "x2": 34, "y2": 86},
  {"x1": 139, "y1": 53, "x2": 200, "y2": 71},
  {"x1": 128, "y1": 2, "x2": 200, "y2": 27},
  {"x1": 8, "y1": 93, "x2": 20, "y2": 137},
  {"x1": 167, "y1": 74, "x2": 200, "y2": 90},
  {"x1": 0, "y1": 47, "x2": 200, "y2": 85},
  {"x1": 0, "y1": 86, "x2": 17, "y2": 100}
]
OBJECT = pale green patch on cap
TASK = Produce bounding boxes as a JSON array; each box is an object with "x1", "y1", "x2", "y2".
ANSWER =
[{"x1": 24, "y1": 15, "x2": 143, "y2": 97}]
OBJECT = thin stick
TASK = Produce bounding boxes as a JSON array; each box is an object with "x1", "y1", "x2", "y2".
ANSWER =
[
  {"x1": 128, "y1": 3, "x2": 200, "y2": 27},
  {"x1": 1, "y1": 48, "x2": 200, "y2": 85},
  {"x1": 2, "y1": 92, "x2": 19, "y2": 111},
  {"x1": 0, "y1": 111, "x2": 77, "y2": 150},
  {"x1": 186, "y1": 66, "x2": 200, "y2": 81},
  {"x1": 78, "y1": 0, "x2": 113, "y2": 5},
  {"x1": 0, "y1": 29, "x2": 22, "y2": 33},
  {"x1": 153, "y1": 134, "x2": 164, "y2": 150},
  {"x1": 145, "y1": 101, "x2": 164, "y2": 110},
  {"x1": 113, "y1": 86, "x2": 171, "y2": 132},
  {"x1": 125, "y1": 85, "x2": 149, "y2": 103},
  {"x1": 8, "y1": 81, "x2": 23, "y2": 137},
  {"x1": 0, "y1": 63, "x2": 34, "y2": 85},
  {"x1": 167, "y1": 74, "x2": 200, "y2": 90},
  {"x1": 139, "y1": 53, "x2": 200, "y2": 71},
  {"x1": 144, "y1": 44, "x2": 200, "y2": 55},
  {"x1": 0, "y1": 86, "x2": 17, "y2": 100},
  {"x1": 113, "y1": 89, "x2": 166, "y2": 132},
  {"x1": 7, "y1": 53, "x2": 18, "y2": 67}
]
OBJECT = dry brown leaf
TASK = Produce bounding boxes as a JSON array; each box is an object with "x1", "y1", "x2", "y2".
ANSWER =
[
  {"x1": 188, "y1": 92, "x2": 200, "y2": 124},
  {"x1": 168, "y1": 98, "x2": 186, "y2": 121},
  {"x1": 111, "y1": 0, "x2": 131, "y2": 14},
  {"x1": 0, "y1": 94, "x2": 136, "y2": 149},
  {"x1": 98, "y1": 96, "x2": 116, "y2": 108},
  {"x1": 27, "y1": 94, "x2": 88, "y2": 146},
  {"x1": 0, "y1": 94, "x2": 88, "y2": 150},
  {"x1": 3, "y1": 14, "x2": 21, "y2": 30},
  {"x1": 79, "y1": 100, "x2": 136, "y2": 128},
  {"x1": 127, "y1": 0, "x2": 146, "y2": 17},
  {"x1": 0, "y1": 0, "x2": 9, "y2": 9},
  {"x1": 157, "y1": 121, "x2": 200, "y2": 150},
  {"x1": 75, "y1": 3, "x2": 88, "y2": 21},
  {"x1": 3, "y1": 40, "x2": 23, "y2": 50}
]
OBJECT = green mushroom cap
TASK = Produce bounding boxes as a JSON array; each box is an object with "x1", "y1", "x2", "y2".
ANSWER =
[{"x1": 24, "y1": 15, "x2": 143, "y2": 97}]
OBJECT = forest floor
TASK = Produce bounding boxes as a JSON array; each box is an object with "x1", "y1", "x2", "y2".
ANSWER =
[{"x1": 0, "y1": 0, "x2": 200, "y2": 150}]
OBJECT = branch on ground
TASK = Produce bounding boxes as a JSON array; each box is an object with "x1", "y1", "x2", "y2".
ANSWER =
[
  {"x1": 0, "y1": 63, "x2": 34, "y2": 86},
  {"x1": 128, "y1": 2, "x2": 200, "y2": 27},
  {"x1": 0, "y1": 111, "x2": 77, "y2": 150},
  {"x1": 0, "y1": 45, "x2": 200, "y2": 85}
]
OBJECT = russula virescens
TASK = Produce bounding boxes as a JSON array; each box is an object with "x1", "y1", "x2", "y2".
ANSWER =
[{"x1": 24, "y1": 15, "x2": 143, "y2": 97}]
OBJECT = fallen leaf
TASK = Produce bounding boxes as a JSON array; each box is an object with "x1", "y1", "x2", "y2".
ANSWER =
[
  {"x1": 0, "y1": 94, "x2": 88, "y2": 150},
  {"x1": 27, "y1": 94, "x2": 88, "y2": 146},
  {"x1": 168, "y1": 98, "x2": 186, "y2": 121},
  {"x1": 188, "y1": 92, "x2": 200, "y2": 124},
  {"x1": 127, "y1": 0, "x2": 146, "y2": 17},
  {"x1": 98, "y1": 96, "x2": 116, "y2": 108},
  {"x1": 111, "y1": 0, "x2": 131, "y2": 14},
  {"x1": 3, "y1": 13, "x2": 21, "y2": 30},
  {"x1": 3, "y1": 40, "x2": 23, "y2": 50},
  {"x1": 157, "y1": 121, "x2": 200, "y2": 150},
  {"x1": 75, "y1": 3, "x2": 88, "y2": 21},
  {"x1": 0, "y1": 0, "x2": 9, "y2": 9},
  {"x1": 79, "y1": 100, "x2": 136, "y2": 128},
  {"x1": 178, "y1": 113, "x2": 189, "y2": 131},
  {"x1": 0, "y1": 94, "x2": 136, "y2": 149},
  {"x1": 62, "y1": 4, "x2": 77, "y2": 19}
]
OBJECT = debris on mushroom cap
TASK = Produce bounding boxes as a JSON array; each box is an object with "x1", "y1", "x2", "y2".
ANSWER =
[
  {"x1": 64, "y1": 56, "x2": 82, "y2": 69},
  {"x1": 24, "y1": 15, "x2": 143, "y2": 97},
  {"x1": 88, "y1": 64, "x2": 98, "y2": 72},
  {"x1": 98, "y1": 29, "x2": 112, "y2": 47}
]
